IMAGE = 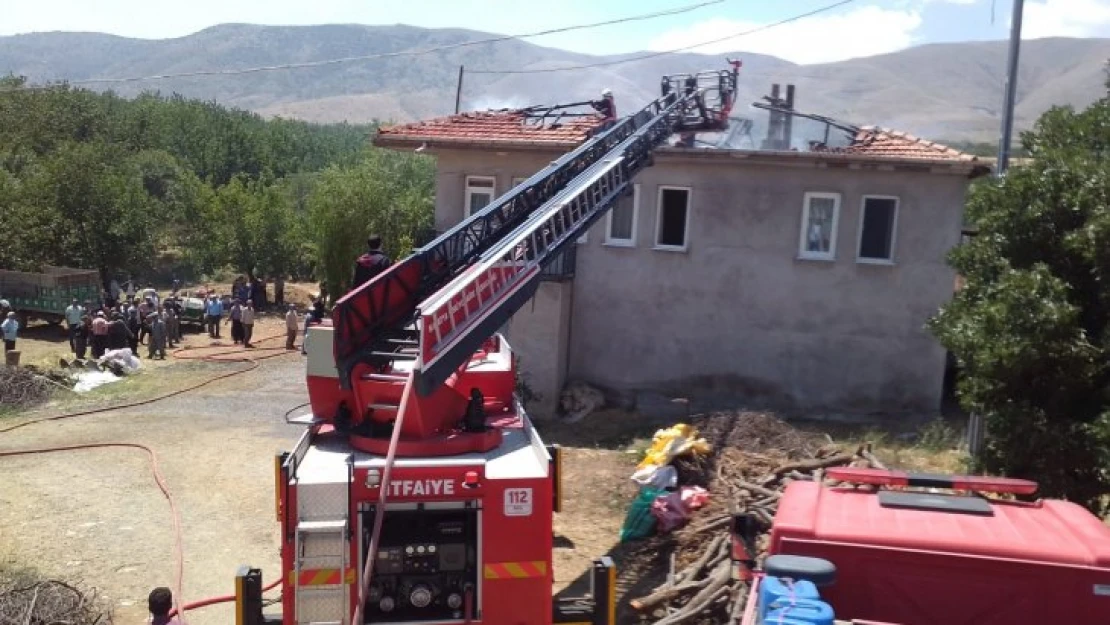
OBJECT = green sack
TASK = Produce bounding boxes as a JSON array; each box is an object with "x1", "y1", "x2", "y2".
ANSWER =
[{"x1": 620, "y1": 487, "x2": 663, "y2": 542}]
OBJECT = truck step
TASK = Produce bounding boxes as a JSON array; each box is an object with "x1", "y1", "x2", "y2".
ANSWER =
[{"x1": 368, "y1": 403, "x2": 400, "y2": 412}]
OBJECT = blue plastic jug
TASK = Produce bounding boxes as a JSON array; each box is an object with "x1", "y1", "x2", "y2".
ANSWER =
[
  {"x1": 759, "y1": 581, "x2": 821, "y2": 621},
  {"x1": 764, "y1": 597, "x2": 835, "y2": 625},
  {"x1": 759, "y1": 617, "x2": 813, "y2": 625},
  {"x1": 758, "y1": 577, "x2": 819, "y2": 622}
]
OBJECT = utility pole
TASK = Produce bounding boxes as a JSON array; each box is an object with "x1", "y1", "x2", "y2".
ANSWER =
[
  {"x1": 454, "y1": 65, "x2": 465, "y2": 114},
  {"x1": 996, "y1": 0, "x2": 1024, "y2": 177}
]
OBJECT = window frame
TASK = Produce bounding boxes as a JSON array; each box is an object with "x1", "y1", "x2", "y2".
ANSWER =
[
  {"x1": 463, "y1": 175, "x2": 496, "y2": 218},
  {"x1": 653, "y1": 185, "x2": 692, "y2": 253},
  {"x1": 797, "y1": 191, "x2": 842, "y2": 261},
  {"x1": 604, "y1": 183, "x2": 640, "y2": 248},
  {"x1": 856, "y1": 194, "x2": 900, "y2": 265}
]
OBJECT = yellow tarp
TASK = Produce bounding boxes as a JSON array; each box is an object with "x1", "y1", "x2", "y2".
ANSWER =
[{"x1": 636, "y1": 423, "x2": 711, "y2": 471}]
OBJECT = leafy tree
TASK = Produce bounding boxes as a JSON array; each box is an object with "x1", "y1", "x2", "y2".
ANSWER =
[
  {"x1": 307, "y1": 149, "x2": 434, "y2": 300},
  {"x1": 928, "y1": 89, "x2": 1110, "y2": 514}
]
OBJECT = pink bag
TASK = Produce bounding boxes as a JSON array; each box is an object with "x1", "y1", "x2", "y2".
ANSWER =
[{"x1": 650, "y1": 486, "x2": 709, "y2": 532}]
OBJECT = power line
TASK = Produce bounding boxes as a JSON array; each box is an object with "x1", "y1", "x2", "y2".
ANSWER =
[
  {"x1": 468, "y1": 0, "x2": 857, "y2": 75},
  {"x1": 10, "y1": 0, "x2": 724, "y2": 88}
]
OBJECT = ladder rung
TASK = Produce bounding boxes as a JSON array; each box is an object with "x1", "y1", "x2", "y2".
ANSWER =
[
  {"x1": 369, "y1": 403, "x2": 400, "y2": 411},
  {"x1": 386, "y1": 338, "x2": 418, "y2": 346}
]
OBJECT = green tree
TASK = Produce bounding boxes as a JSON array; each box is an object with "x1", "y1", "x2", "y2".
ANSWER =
[
  {"x1": 307, "y1": 149, "x2": 434, "y2": 300},
  {"x1": 928, "y1": 91, "x2": 1110, "y2": 514}
]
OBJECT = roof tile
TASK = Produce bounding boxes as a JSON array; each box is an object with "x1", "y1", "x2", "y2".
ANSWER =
[
  {"x1": 815, "y1": 126, "x2": 976, "y2": 162},
  {"x1": 377, "y1": 109, "x2": 605, "y2": 146}
]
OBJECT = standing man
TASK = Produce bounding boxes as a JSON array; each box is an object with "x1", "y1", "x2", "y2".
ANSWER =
[
  {"x1": 241, "y1": 299, "x2": 256, "y2": 348},
  {"x1": 65, "y1": 298, "x2": 84, "y2": 352},
  {"x1": 147, "y1": 312, "x2": 167, "y2": 360},
  {"x1": 147, "y1": 587, "x2": 182, "y2": 625},
  {"x1": 163, "y1": 301, "x2": 179, "y2": 348},
  {"x1": 74, "y1": 315, "x2": 91, "y2": 360},
  {"x1": 205, "y1": 294, "x2": 223, "y2": 339},
  {"x1": 1, "y1": 312, "x2": 18, "y2": 353},
  {"x1": 228, "y1": 299, "x2": 244, "y2": 345},
  {"x1": 352, "y1": 235, "x2": 391, "y2": 291},
  {"x1": 91, "y1": 311, "x2": 109, "y2": 358},
  {"x1": 285, "y1": 303, "x2": 299, "y2": 350}
]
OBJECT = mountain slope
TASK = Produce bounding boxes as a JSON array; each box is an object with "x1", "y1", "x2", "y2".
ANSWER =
[{"x1": 1, "y1": 24, "x2": 1106, "y2": 142}]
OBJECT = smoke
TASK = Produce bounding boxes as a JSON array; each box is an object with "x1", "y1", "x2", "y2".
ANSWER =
[{"x1": 463, "y1": 95, "x2": 533, "y2": 112}]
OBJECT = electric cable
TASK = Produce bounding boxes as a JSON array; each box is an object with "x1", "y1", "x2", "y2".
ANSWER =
[{"x1": 468, "y1": 0, "x2": 857, "y2": 74}]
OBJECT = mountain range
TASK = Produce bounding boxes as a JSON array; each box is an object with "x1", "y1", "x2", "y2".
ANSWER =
[{"x1": 1, "y1": 23, "x2": 1108, "y2": 143}]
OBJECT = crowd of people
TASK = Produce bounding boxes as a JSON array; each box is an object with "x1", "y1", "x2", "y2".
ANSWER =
[{"x1": 62, "y1": 294, "x2": 179, "y2": 361}]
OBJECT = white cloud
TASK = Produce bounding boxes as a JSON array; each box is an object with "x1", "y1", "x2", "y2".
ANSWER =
[
  {"x1": 647, "y1": 5, "x2": 924, "y2": 65},
  {"x1": 1023, "y1": 0, "x2": 1110, "y2": 38}
]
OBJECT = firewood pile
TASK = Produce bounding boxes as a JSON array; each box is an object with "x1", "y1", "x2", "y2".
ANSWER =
[
  {"x1": 0, "y1": 365, "x2": 71, "y2": 410},
  {"x1": 0, "y1": 578, "x2": 112, "y2": 625},
  {"x1": 628, "y1": 412, "x2": 887, "y2": 625}
]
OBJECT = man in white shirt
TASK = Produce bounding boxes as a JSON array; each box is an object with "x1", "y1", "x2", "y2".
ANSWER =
[{"x1": 64, "y1": 298, "x2": 84, "y2": 352}]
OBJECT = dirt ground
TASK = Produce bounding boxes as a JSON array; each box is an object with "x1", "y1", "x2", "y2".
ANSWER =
[
  {"x1": 0, "y1": 323, "x2": 648, "y2": 625},
  {"x1": 0, "y1": 307, "x2": 969, "y2": 625}
]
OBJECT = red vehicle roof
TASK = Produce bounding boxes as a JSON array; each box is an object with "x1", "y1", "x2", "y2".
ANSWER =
[{"x1": 773, "y1": 481, "x2": 1110, "y2": 568}]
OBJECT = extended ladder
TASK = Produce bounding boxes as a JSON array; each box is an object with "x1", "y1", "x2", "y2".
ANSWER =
[{"x1": 331, "y1": 65, "x2": 738, "y2": 397}]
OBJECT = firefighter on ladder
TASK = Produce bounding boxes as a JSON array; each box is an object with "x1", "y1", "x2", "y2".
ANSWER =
[
  {"x1": 351, "y1": 235, "x2": 391, "y2": 291},
  {"x1": 591, "y1": 88, "x2": 617, "y2": 133}
]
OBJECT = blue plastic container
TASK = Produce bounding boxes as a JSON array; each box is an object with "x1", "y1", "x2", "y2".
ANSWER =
[
  {"x1": 764, "y1": 597, "x2": 835, "y2": 625},
  {"x1": 758, "y1": 577, "x2": 819, "y2": 622},
  {"x1": 759, "y1": 617, "x2": 813, "y2": 625}
]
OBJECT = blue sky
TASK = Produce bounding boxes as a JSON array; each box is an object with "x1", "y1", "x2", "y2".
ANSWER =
[{"x1": 2, "y1": 0, "x2": 1108, "y2": 64}]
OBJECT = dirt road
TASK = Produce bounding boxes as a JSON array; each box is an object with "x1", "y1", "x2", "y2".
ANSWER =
[{"x1": 0, "y1": 339, "x2": 638, "y2": 624}]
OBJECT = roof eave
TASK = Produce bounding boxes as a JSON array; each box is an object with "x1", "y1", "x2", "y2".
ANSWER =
[
  {"x1": 657, "y1": 146, "x2": 983, "y2": 173},
  {"x1": 373, "y1": 134, "x2": 582, "y2": 152}
]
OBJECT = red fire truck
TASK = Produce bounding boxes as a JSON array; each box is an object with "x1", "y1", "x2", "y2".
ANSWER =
[{"x1": 233, "y1": 64, "x2": 742, "y2": 625}]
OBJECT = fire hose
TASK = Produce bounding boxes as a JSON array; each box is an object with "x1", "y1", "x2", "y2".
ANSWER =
[{"x1": 0, "y1": 330, "x2": 295, "y2": 620}]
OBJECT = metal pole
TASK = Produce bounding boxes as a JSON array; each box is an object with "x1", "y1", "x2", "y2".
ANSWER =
[
  {"x1": 454, "y1": 65, "x2": 464, "y2": 114},
  {"x1": 996, "y1": 0, "x2": 1024, "y2": 177}
]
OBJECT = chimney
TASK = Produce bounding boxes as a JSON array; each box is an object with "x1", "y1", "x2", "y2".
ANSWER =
[
  {"x1": 783, "y1": 84, "x2": 796, "y2": 150},
  {"x1": 761, "y1": 84, "x2": 782, "y2": 150}
]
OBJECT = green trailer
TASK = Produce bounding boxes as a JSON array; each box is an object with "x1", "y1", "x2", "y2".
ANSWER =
[{"x1": 0, "y1": 266, "x2": 100, "y2": 327}]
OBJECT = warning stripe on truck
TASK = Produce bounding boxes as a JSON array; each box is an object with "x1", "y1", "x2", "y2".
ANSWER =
[
  {"x1": 483, "y1": 561, "x2": 548, "y2": 579},
  {"x1": 288, "y1": 568, "x2": 356, "y2": 586}
]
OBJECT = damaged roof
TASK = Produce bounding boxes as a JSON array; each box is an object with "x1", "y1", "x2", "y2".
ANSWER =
[
  {"x1": 374, "y1": 109, "x2": 977, "y2": 164},
  {"x1": 375, "y1": 109, "x2": 606, "y2": 148},
  {"x1": 813, "y1": 126, "x2": 977, "y2": 162}
]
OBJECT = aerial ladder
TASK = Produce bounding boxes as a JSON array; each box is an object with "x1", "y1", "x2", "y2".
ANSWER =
[{"x1": 261, "y1": 63, "x2": 740, "y2": 625}]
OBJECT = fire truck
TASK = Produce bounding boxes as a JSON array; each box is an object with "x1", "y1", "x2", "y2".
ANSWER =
[{"x1": 234, "y1": 63, "x2": 742, "y2": 625}]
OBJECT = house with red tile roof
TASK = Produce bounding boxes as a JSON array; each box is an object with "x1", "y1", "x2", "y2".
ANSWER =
[{"x1": 373, "y1": 101, "x2": 987, "y2": 418}]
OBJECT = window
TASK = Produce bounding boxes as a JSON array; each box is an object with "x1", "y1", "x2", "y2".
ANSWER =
[
  {"x1": 654, "y1": 186, "x2": 691, "y2": 251},
  {"x1": 605, "y1": 184, "x2": 639, "y2": 247},
  {"x1": 857, "y1": 196, "x2": 899, "y2": 263},
  {"x1": 798, "y1": 192, "x2": 841, "y2": 261},
  {"x1": 464, "y1": 176, "x2": 495, "y2": 217}
]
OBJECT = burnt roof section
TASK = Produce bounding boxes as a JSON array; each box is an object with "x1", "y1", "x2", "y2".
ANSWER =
[{"x1": 376, "y1": 103, "x2": 607, "y2": 148}]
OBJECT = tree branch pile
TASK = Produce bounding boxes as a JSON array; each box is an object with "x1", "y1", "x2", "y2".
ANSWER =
[
  {"x1": 0, "y1": 366, "x2": 70, "y2": 410},
  {"x1": 0, "y1": 578, "x2": 112, "y2": 625},
  {"x1": 629, "y1": 412, "x2": 886, "y2": 624}
]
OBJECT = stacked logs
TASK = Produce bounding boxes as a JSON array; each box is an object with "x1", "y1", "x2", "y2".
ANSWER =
[{"x1": 628, "y1": 411, "x2": 887, "y2": 625}]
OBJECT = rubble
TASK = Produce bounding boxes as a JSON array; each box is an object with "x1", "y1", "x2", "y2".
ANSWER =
[
  {"x1": 626, "y1": 411, "x2": 885, "y2": 624},
  {"x1": 0, "y1": 366, "x2": 72, "y2": 410}
]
